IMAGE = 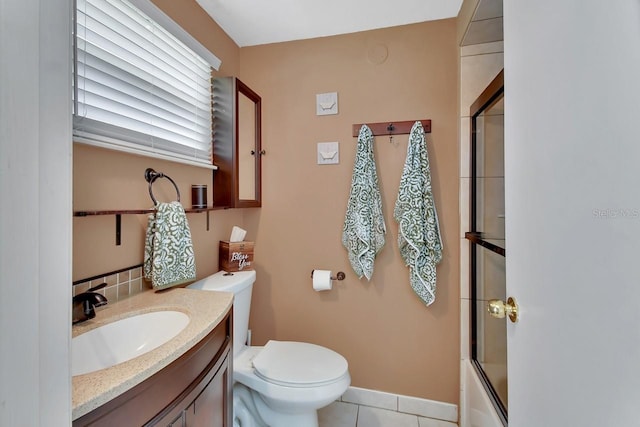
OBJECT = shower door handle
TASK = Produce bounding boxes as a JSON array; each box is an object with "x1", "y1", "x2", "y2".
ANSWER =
[{"x1": 488, "y1": 297, "x2": 519, "y2": 323}]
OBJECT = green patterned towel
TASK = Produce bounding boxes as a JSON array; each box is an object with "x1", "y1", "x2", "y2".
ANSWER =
[
  {"x1": 342, "y1": 124, "x2": 386, "y2": 280},
  {"x1": 144, "y1": 201, "x2": 196, "y2": 290},
  {"x1": 394, "y1": 121, "x2": 442, "y2": 305}
]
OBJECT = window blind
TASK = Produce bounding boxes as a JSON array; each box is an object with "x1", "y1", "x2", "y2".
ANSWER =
[{"x1": 74, "y1": 0, "x2": 215, "y2": 166}]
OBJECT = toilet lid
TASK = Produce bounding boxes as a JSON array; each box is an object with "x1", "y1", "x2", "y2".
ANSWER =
[{"x1": 252, "y1": 340, "x2": 348, "y2": 387}]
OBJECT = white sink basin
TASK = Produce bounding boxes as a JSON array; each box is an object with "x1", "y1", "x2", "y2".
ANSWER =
[{"x1": 72, "y1": 310, "x2": 190, "y2": 376}]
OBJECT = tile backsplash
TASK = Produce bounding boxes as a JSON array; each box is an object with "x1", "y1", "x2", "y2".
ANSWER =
[{"x1": 72, "y1": 264, "x2": 148, "y2": 303}]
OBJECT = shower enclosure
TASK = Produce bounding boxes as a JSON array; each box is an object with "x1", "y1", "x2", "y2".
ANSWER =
[{"x1": 465, "y1": 70, "x2": 506, "y2": 425}]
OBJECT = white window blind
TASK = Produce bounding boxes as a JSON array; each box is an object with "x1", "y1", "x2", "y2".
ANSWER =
[{"x1": 74, "y1": 0, "x2": 217, "y2": 166}]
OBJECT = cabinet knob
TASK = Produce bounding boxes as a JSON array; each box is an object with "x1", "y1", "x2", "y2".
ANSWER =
[{"x1": 250, "y1": 150, "x2": 266, "y2": 156}]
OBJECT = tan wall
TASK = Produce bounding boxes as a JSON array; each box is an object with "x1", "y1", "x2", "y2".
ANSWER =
[
  {"x1": 239, "y1": 19, "x2": 460, "y2": 403},
  {"x1": 72, "y1": 0, "x2": 244, "y2": 281},
  {"x1": 73, "y1": 145, "x2": 248, "y2": 281}
]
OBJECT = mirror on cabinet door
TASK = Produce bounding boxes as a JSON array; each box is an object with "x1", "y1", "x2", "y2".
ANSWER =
[
  {"x1": 237, "y1": 83, "x2": 258, "y2": 202},
  {"x1": 212, "y1": 77, "x2": 262, "y2": 208}
]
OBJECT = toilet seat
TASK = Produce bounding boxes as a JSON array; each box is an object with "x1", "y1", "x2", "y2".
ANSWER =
[{"x1": 252, "y1": 340, "x2": 348, "y2": 387}]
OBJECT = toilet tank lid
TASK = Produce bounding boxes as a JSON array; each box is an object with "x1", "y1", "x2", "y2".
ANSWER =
[{"x1": 187, "y1": 270, "x2": 256, "y2": 292}]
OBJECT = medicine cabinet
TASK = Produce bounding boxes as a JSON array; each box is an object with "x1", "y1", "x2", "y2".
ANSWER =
[{"x1": 212, "y1": 77, "x2": 262, "y2": 208}]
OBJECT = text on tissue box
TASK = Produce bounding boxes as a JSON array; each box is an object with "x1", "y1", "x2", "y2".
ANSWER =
[{"x1": 219, "y1": 240, "x2": 254, "y2": 272}]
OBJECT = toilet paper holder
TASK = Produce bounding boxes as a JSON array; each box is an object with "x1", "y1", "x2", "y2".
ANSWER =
[{"x1": 310, "y1": 270, "x2": 346, "y2": 281}]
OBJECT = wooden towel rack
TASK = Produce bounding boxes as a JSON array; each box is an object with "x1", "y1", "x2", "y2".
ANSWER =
[{"x1": 351, "y1": 120, "x2": 431, "y2": 138}]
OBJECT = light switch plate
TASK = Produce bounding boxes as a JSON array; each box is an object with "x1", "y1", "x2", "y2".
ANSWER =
[
  {"x1": 317, "y1": 142, "x2": 339, "y2": 165},
  {"x1": 316, "y1": 92, "x2": 338, "y2": 116}
]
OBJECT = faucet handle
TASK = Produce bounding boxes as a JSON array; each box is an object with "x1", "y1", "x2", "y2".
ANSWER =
[
  {"x1": 81, "y1": 299, "x2": 96, "y2": 320},
  {"x1": 87, "y1": 282, "x2": 107, "y2": 292}
]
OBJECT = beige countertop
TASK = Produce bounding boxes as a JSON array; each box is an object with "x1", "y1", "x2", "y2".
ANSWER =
[{"x1": 72, "y1": 287, "x2": 233, "y2": 420}]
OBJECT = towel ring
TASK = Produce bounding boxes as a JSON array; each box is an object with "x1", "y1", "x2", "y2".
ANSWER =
[{"x1": 144, "y1": 168, "x2": 180, "y2": 205}]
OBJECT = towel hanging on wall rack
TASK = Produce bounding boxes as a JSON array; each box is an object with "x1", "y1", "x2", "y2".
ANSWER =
[
  {"x1": 342, "y1": 124, "x2": 386, "y2": 280},
  {"x1": 143, "y1": 201, "x2": 196, "y2": 290},
  {"x1": 145, "y1": 168, "x2": 181, "y2": 205},
  {"x1": 394, "y1": 121, "x2": 442, "y2": 306},
  {"x1": 142, "y1": 168, "x2": 196, "y2": 290}
]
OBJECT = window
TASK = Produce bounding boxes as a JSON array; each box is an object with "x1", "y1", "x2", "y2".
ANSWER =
[{"x1": 73, "y1": 0, "x2": 221, "y2": 167}]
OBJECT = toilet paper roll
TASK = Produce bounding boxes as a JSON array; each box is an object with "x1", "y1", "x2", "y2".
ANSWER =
[{"x1": 312, "y1": 270, "x2": 333, "y2": 292}]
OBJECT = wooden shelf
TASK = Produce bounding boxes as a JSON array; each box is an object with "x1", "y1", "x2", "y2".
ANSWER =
[
  {"x1": 73, "y1": 206, "x2": 228, "y2": 245},
  {"x1": 73, "y1": 206, "x2": 228, "y2": 216}
]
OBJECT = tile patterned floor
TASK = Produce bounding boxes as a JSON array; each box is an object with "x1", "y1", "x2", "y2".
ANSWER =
[{"x1": 318, "y1": 401, "x2": 458, "y2": 427}]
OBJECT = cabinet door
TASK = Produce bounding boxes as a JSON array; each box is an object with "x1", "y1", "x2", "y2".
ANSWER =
[
  {"x1": 167, "y1": 411, "x2": 186, "y2": 427},
  {"x1": 185, "y1": 353, "x2": 231, "y2": 427},
  {"x1": 237, "y1": 84, "x2": 258, "y2": 202},
  {"x1": 212, "y1": 77, "x2": 262, "y2": 208},
  {"x1": 235, "y1": 79, "x2": 262, "y2": 208}
]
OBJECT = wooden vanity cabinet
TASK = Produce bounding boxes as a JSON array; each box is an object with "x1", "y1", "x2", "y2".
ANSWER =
[{"x1": 73, "y1": 311, "x2": 232, "y2": 427}]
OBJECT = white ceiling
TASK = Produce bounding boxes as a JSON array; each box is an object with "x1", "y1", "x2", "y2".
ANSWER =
[{"x1": 195, "y1": 0, "x2": 463, "y2": 47}]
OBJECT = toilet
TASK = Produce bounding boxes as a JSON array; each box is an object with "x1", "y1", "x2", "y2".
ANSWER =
[{"x1": 187, "y1": 270, "x2": 350, "y2": 427}]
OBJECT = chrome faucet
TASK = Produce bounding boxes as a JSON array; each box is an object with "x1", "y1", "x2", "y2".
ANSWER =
[{"x1": 73, "y1": 284, "x2": 108, "y2": 324}]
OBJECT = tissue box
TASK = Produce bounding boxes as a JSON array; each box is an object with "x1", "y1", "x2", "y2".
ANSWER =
[{"x1": 219, "y1": 240, "x2": 254, "y2": 272}]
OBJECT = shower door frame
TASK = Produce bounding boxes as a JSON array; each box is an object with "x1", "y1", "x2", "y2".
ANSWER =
[{"x1": 466, "y1": 69, "x2": 507, "y2": 426}]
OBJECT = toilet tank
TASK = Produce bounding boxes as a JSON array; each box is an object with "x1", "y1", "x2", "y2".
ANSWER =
[{"x1": 187, "y1": 270, "x2": 256, "y2": 356}]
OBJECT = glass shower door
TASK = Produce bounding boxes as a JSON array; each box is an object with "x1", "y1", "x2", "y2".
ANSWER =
[{"x1": 466, "y1": 70, "x2": 507, "y2": 425}]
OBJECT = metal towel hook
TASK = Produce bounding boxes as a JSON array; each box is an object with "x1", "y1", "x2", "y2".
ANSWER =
[
  {"x1": 144, "y1": 168, "x2": 180, "y2": 205},
  {"x1": 387, "y1": 123, "x2": 395, "y2": 143}
]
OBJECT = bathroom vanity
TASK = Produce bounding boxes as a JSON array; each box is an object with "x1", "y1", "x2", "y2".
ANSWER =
[{"x1": 72, "y1": 288, "x2": 234, "y2": 426}]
